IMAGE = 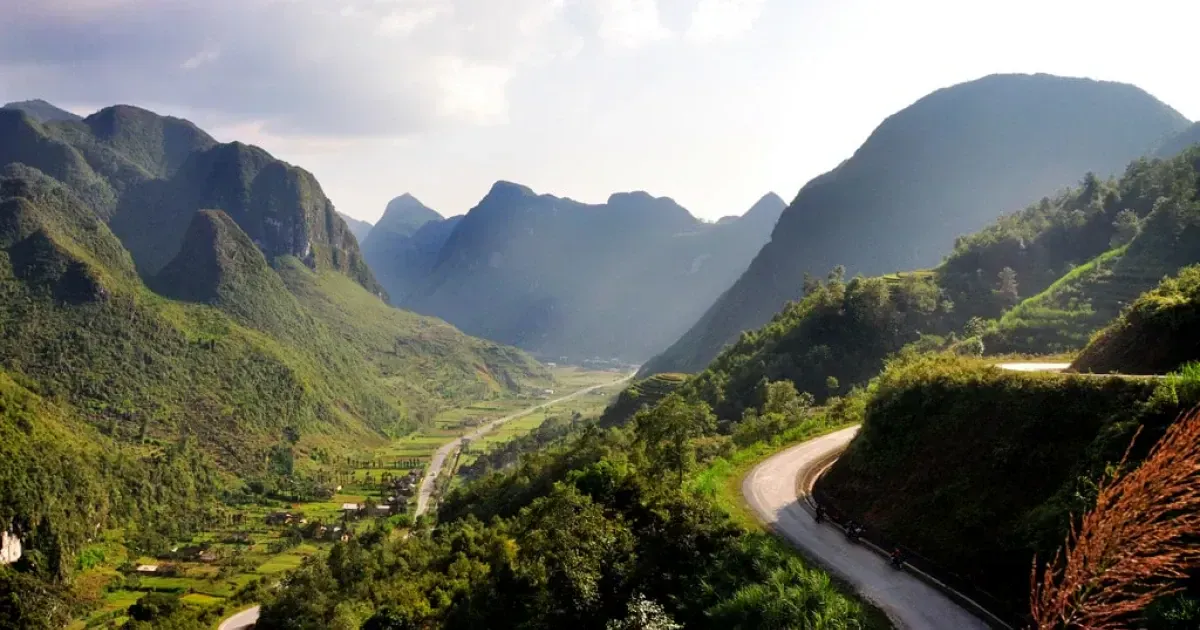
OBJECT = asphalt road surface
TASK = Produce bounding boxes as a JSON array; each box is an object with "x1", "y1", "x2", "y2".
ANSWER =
[
  {"x1": 414, "y1": 371, "x2": 636, "y2": 516},
  {"x1": 741, "y1": 362, "x2": 1081, "y2": 628},
  {"x1": 218, "y1": 605, "x2": 260, "y2": 630},
  {"x1": 742, "y1": 426, "x2": 991, "y2": 629}
]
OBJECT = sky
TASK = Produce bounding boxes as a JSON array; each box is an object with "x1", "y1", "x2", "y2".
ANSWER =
[{"x1": 2, "y1": 0, "x2": 1199, "y2": 223}]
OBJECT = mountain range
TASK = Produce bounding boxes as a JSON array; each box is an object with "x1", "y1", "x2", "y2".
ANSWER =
[
  {"x1": 639, "y1": 73, "x2": 1193, "y2": 376},
  {"x1": 377, "y1": 184, "x2": 785, "y2": 362},
  {"x1": 0, "y1": 102, "x2": 549, "y2": 478}
]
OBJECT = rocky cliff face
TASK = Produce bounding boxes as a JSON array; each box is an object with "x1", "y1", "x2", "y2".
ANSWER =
[{"x1": 0, "y1": 103, "x2": 383, "y2": 297}]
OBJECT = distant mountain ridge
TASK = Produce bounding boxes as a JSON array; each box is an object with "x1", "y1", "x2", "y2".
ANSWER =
[
  {"x1": 339, "y1": 212, "x2": 373, "y2": 243},
  {"x1": 1, "y1": 99, "x2": 82, "y2": 123},
  {"x1": 362, "y1": 193, "x2": 458, "y2": 302},
  {"x1": 640, "y1": 73, "x2": 1192, "y2": 376},
  {"x1": 0, "y1": 103, "x2": 383, "y2": 296},
  {"x1": 391, "y1": 182, "x2": 785, "y2": 362}
]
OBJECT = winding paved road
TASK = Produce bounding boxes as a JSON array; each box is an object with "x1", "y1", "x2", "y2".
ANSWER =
[
  {"x1": 218, "y1": 605, "x2": 260, "y2": 630},
  {"x1": 743, "y1": 427, "x2": 991, "y2": 630},
  {"x1": 414, "y1": 371, "x2": 636, "y2": 516},
  {"x1": 742, "y1": 362, "x2": 1073, "y2": 629}
]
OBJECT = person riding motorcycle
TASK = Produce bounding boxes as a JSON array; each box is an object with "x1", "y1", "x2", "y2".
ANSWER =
[
  {"x1": 844, "y1": 520, "x2": 860, "y2": 541},
  {"x1": 889, "y1": 547, "x2": 905, "y2": 569},
  {"x1": 814, "y1": 504, "x2": 827, "y2": 524}
]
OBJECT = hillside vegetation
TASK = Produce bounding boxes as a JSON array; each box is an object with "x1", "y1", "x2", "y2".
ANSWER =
[
  {"x1": 598, "y1": 373, "x2": 688, "y2": 427},
  {"x1": 257, "y1": 377, "x2": 882, "y2": 630},
  {"x1": 814, "y1": 354, "x2": 1200, "y2": 623},
  {"x1": 0, "y1": 105, "x2": 382, "y2": 295},
  {"x1": 0, "y1": 111, "x2": 550, "y2": 623},
  {"x1": 946, "y1": 148, "x2": 1200, "y2": 353},
  {"x1": 642, "y1": 73, "x2": 1191, "y2": 376},
  {"x1": 400, "y1": 184, "x2": 785, "y2": 362},
  {"x1": 1073, "y1": 266, "x2": 1200, "y2": 374}
]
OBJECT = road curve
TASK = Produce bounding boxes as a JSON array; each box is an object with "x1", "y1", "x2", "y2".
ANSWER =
[
  {"x1": 414, "y1": 371, "x2": 636, "y2": 516},
  {"x1": 743, "y1": 426, "x2": 990, "y2": 630},
  {"x1": 218, "y1": 605, "x2": 260, "y2": 630},
  {"x1": 995, "y1": 362, "x2": 1070, "y2": 372}
]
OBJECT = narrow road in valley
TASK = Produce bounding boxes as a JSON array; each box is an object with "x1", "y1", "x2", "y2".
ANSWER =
[
  {"x1": 414, "y1": 371, "x2": 636, "y2": 517},
  {"x1": 218, "y1": 605, "x2": 260, "y2": 630},
  {"x1": 742, "y1": 363, "x2": 1075, "y2": 629}
]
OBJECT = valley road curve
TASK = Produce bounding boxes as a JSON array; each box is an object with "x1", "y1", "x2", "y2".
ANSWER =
[
  {"x1": 414, "y1": 370, "x2": 636, "y2": 517},
  {"x1": 742, "y1": 363, "x2": 1071, "y2": 629},
  {"x1": 218, "y1": 605, "x2": 260, "y2": 630}
]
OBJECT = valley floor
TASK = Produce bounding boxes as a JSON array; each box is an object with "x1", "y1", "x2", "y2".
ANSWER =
[{"x1": 74, "y1": 366, "x2": 625, "y2": 629}]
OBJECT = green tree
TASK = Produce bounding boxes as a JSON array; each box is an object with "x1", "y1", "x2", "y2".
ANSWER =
[
  {"x1": 605, "y1": 594, "x2": 682, "y2": 630},
  {"x1": 827, "y1": 265, "x2": 846, "y2": 286},
  {"x1": 1110, "y1": 208, "x2": 1142, "y2": 248},
  {"x1": 128, "y1": 592, "x2": 183, "y2": 622},
  {"x1": 634, "y1": 394, "x2": 715, "y2": 487},
  {"x1": 995, "y1": 266, "x2": 1019, "y2": 308}
]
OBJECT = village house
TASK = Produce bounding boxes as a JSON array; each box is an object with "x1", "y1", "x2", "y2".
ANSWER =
[{"x1": 266, "y1": 511, "x2": 296, "y2": 526}]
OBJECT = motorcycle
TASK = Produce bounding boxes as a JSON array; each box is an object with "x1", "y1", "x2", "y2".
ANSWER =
[
  {"x1": 845, "y1": 522, "x2": 863, "y2": 543},
  {"x1": 889, "y1": 550, "x2": 905, "y2": 570},
  {"x1": 814, "y1": 506, "x2": 826, "y2": 524}
]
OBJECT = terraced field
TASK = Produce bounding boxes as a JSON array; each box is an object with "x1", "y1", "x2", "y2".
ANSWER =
[
  {"x1": 599, "y1": 372, "x2": 689, "y2": 427},
  {"x1": 988, "y1": 245, "x2": 1179, "y2": 353}
]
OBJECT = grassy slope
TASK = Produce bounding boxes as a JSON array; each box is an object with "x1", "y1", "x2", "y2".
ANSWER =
[
  {"x1": 813, "y1": 354, "x2": 1194, "y2": 620},
  {"x1": 985, "y1": 185, "x2": 1200, "y2": 354},
  {"x1": 0, "y1": 167, "x2": 548, "y2": 589},
  {"x1": 1074, "y1": 266, "x2": 1200, "y2": 374}
]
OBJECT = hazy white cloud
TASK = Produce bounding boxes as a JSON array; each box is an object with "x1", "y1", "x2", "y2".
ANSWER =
[
  {"x1": 0, "y1": 0, "x2": 585, "y2": 135},
  {"x1": 685, "y1": 0, "x2": 765, "y2": 43},
  {"x1": 589, "y1": 0, "x2": 672, "y2": 49},
  {"x1": 433, "y1": 57, "x2": 515, "y2": 124},
  {"x1": 181, "y1": 44, "x2": 221, "y2": 70}
]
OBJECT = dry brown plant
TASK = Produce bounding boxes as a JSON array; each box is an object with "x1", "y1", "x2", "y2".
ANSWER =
[{"x1": 1030, "y1": 409, "x2": 1200, "y2": 629}]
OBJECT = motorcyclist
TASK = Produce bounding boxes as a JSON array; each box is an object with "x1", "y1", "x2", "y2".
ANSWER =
[
  {"x1": 814, "y1": 504, "x2": 827, "y2": 523},
  {"x1": 890, "y1": 547, "x2": 904, "y2": 568},
  {"x1": 845, "y1": 520, "x2": 859, "y2": 540}
]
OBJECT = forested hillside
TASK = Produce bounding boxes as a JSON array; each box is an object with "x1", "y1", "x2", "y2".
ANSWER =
[
  {"x1": 1072, "y1": 265, "x2": 1200, "y2": 374},
  {"x1": 813, "y1": 355, "x2": 1199, "y2": 624},
  {"x1": 401, "y1": 183, "x2": 784, "y2": 362},
  {"x1": 0, "y1": 105, "x2": 382, "y2": 294},
  {"x1": 642, "y1": 73, "x2": 1190, "y2": 376},
  {"x1": 256, "y1": 378, "x2": 879, "y2": 630},
  {"x1": 0, "y1": 104, "x2": 551, "y2": 625}
]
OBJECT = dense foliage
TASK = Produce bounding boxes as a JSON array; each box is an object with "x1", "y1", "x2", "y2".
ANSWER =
[
  {"x1": 0, "y1": 109, "x2": 550, "y2": 624},
  {"x1": 598, "y1": 372, "x2": 687, "y2": 428},
  {"x1": 1074, "y1": 266, "x2": 1200, "y2": 374},
  {"x1": 939, "y1": 148, "x2": 1200, "y2": 353},
  {"x1": 680, "y1": 269, "x2": 949, "y2": 420},
  {"x1": 814, "y1": 354, "x2": 1200, "y2": 623},
  {"x1": 258, "y1": 388, "x2": 883, "y2": 629}
]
